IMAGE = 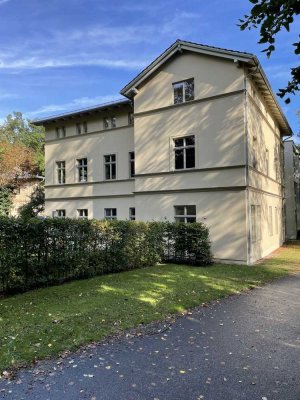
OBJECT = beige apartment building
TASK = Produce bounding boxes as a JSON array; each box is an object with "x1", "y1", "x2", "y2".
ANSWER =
[{"x1": 34, "y1": 40, "x2": 293, "y2": 264}]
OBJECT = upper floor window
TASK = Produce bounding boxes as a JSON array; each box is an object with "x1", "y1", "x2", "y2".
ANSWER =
[
  {"x1": 268, "y1": 206, "x2": 273, "y2": 236},
  {"x1": 129, "y1": 152, "x2": 135, "y2": 177},
  {"x1": 77, "y1": 209, "x2": 88, "y2": 219},
  {"x1": 173, "y1": 78, "x2": 194, "y2": 104},
  {"x1": 129, "y1": 207, "x2": 135, "y2": 220},
  {"x1": 56, "y1": 126, "x2": 66, "y2": 139},
  {"x1": 76, "y1": 122, "x2": 88, "y2": 135},
  {"x1": 103, "y1": 117, "x2": 117, "y2": 129},
  {"x1": 174, "y1": 135, "x2": 195, "y2": 170},
  {"x1": 56, "y1": 161, "x2": 66, "y2": 184},
  {"x1": 105, "y1": 208, "x2": 117, "y2": 220},
  {"x1": 174, "y1": 205, "x2": 196, "y2": 223},
  {"x1": 111, "y1": 116, "x2": 116, "y2": 128},
  {"x1": 77, "y1": 158, "x2": 88, "y2": 182},
  {"x1": 104, "y1": 154, "x2": 116, "y2": 180},
  {"x1": 128, "y1": 112, "x2": 134, "y2": 125}
]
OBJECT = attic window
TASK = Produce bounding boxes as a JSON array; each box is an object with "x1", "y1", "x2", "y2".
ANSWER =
[{"x1": 173, "y1": 78, "x2": 194, "y2": 104}]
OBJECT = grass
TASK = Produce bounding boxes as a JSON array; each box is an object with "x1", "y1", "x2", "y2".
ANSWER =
[{"x1": 0, "y1": 242, "x2": 299, "y2": 372}]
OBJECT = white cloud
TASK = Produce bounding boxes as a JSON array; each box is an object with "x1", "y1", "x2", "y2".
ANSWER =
[{"x1": 26, "y1": 95, "x2": 123, "y2": 118}]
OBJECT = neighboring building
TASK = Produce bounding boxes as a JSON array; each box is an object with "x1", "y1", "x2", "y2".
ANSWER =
[
  {"x1": 10, "y1": 176, "x2": 44, "y2": 216},
  {"x1": 34, "y1": 40, "x2": 293, "y2": 264},
  {"x1": 284, "y1": 140, "x2": 300, "y2": 239}
]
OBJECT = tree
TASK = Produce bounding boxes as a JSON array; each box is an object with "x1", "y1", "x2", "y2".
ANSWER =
[
  {"x1": 0, "y1": 112, "x2": 45, "y2": 174},
  {"x1": 239, "y1": 0, "x2": 300, "y2": 103},
  {"x1": 19, "y1": 184, "x2": 45, "y2": 219},
  {"x1": 0, "y1": 187, "x2": 12, "y2": 216},
  {"x1": 0, "y1": 140, "x2": 35, "y2": 186}
]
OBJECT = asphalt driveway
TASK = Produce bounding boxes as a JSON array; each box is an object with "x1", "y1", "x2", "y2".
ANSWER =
[{"x1": 0, "y1": 274, "x2": 299, "y2": 400}]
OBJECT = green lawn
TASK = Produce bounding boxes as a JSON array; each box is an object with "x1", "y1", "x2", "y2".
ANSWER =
[{"x1": 0, "y1": 243, "x2": 299, "y2": 372}]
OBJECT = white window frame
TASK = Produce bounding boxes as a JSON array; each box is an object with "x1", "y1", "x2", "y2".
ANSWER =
[
  {"x1": 83, "y1": 121, "x2": 88, "y2": 134},
  {"x1": 111, "y1": 116, "x2": 116, "y2": 128},
  {"x1": 105, "y1": 208, "x2": 117, "y2": 220},
  {"x1": 129, "y1": 207, "x2": 135, "y2": 220},
  {"x1": 53, "y1": 209, "x2": 66, "y2": 218},
  {"x1": 174, "y1": 205, "x2": 196, "y2": 223},
  {"x1": 56, "y1": 160, "x2": 66, "y2": 184},
  {"x1": 173, "y1": 135, "x2": 196, "y2": 170},
  {"x1": 104, "y1": 154, "x2": 117, "y2": 180},
  {"x1": 76, "y1": 123, "x2": 82, "y2": 135},
  {"x1": 250, "y1": 205, "x2": 261, "y2": 243},
  {"x1": 103, "y1": 117, "x2": 109, "y2": 129},
  {"x1": 76, "y1": 158, "x2": 88, "y2": 183},
  {"x1": 173, "y1": 78, "x2": 194, "y2": 104},
  {"x1": 77, "y1": 209, "x2": 88, "y2": 219}
]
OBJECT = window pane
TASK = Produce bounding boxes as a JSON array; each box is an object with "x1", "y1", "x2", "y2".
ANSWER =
[
  {"x1": 111, "y1": 154, "x2": 116, "y2": 162},
  {"x1": 173, "y1": 83, "x2": 184, "y2": 104},
  {"x1": 175, "y1": 206, "x2": 185, "y2": 215},
  {"x1": 104, "y1": 155, "x2": 110, "y2": 163},
  {"x1": 174, "y1": 138, "x2": 184, "y2": 147},
  {"x1": 175, "y1": 149, "x2": 184, "y2": 169},
  {"x1": 111, "y1": 117, "x2": 116, "y2": 128},
  {"x1": 185, "y1": 79, "x2": 194, "y2": 101},
  {"x1": 186, "y1": 147, "x2": 195, "y2": 168},
  {"x1": 185, "y1": 136, "x2": 195, "y2": 146},
  {"x1": 186, "y1": 217, "x2": 196, "y2": 223},
  {"x1": 112, "y1": 208, "x2": 117, "y2": 216},
  {"x1": 105, "y1": 164, "x2": 111, "y2": 179},
  {"x1": 103, "y1": 118, "x2": 109, "y2": 129},
  {"x1": 175, "y1": 217, "x2": 185, "y2": 223},
  {"x1": 186, "y1": 205, "x2": 196, "y2": 215},
  {"x1": 111, "y1": 163, "x2": 116, "y2": 179}
]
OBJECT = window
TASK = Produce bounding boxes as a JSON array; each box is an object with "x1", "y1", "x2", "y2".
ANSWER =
[
  {"x1": 77, "y1": 158, "x2": 88, "y2": 182},
  {"x1": 129, "y1": 152, "x2": 135, "y2": 177},
  {"x1": 128, "y1": 112, "x2": 134, "y2": 125},
  {"x1": 250, "y1": 205, "x2": 261, "y2": 243},
  {"x1": 83, "y1": 122, "x2": 88, "y2": 134},
  {"x1": 174, "y1": 205, "x2": 196, "y2": 223},
  {"x1": 275, "y1": 207, "x2": 279, "y2": 235},
  {"x1": 174, "y1": 135, "x2": 195, "y2": 170},
  {"x1": 105, "y1": 208, "x2": 117, "y2": 220},
  {"x1": 265, "y1": 149, "x2": 269, "y2": 175},
  {"x1": 53, "y1": 209, "x2": 66, "y2": 218},
  {"x1": 104, "y1": 154, "x2": 116, "y2": 180},
  {"x1": 103, "y1": 117, "x2": 109, "y2": 129},
  {"x1": 268, "y1": 206, "x2": 273, "y2": 236},
  {"x1": 129, "y1": 207, "x2": 135, "y2": 220},
  {"x1": 56, "y1": 161, "x2": 66, "y2": 184},
  {"x1": 111, "y1": 117, "x2": 116, "y2": 128},
  {"x1": 77, "y1": 209, "x2": 88, "y2": 219},
  {"x1": 173, "y1": 78, "x2": 194, "y2": 104},
  {"x1": 76, "y1": 123, "x2": 82, "y2": 135},
  {"x1": 56, "y1": 126, "x2": 66, "y2": 139}
]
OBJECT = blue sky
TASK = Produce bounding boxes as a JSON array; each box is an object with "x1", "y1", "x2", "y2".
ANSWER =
[{"x1": 0, "y1": 0, "x2": 299, "y2": 140}]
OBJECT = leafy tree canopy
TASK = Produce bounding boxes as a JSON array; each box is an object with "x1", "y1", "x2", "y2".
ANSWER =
[
  {"x1": 0, "y1": 112, "x2": 45, "y2": 174},
  {"x1": 239, "y1": 0, "x2": 300, "y2": 103},
  {"x1": 19, "y1": 184, "x2": 45, "y2": 219}
]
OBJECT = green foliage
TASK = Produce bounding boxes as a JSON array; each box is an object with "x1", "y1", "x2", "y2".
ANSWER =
[
  {"x1": 239, "y1": 0, "x2": 300, "y2": 103},
  {"x1": 0, "y1": 243, "x2": 298, "y2": 372},
  {"x1": 19, "y1": 184, "x2": 45, "y2": 219},
  {"x1": 0, "y1": 187, "x2": 12, "y2": 216},
  {"x1": 0, "y1": 218, "x2": 212, "y2": 294},
  {"x1": 0, "y1": 112, "x2": 45, "y2": 174}
]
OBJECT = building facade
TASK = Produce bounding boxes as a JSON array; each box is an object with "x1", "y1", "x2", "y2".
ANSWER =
[
  {"x1": 284, "y1": 140, "x2": 300, "y2": 240},
  {"x1": 35, "y1": 40, "x2": 293, "y2": 264}
]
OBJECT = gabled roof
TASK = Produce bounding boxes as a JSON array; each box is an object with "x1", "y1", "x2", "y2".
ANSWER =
[
  {"x1": 33, "y1": 98, "x2": 131, "y2": 125},
  {"x1": 120, "y1": 39, "x2": 292, "y2": 136}
]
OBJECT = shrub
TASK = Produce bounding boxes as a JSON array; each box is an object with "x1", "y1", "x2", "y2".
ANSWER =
[{"x1": 0, "y1": 217, "x2": 212, "y2": 294}]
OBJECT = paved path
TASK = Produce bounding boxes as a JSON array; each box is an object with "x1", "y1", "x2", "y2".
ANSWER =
[{"x1": 1, "y1": 275, "x2": 299, "y2": 400}]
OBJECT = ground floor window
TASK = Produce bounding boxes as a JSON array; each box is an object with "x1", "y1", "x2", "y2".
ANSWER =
[
  {"x1": 105, "y1": 208, "x2": 117, "y2": 220},
  {"x1": 250, "y1": 205, "x2": 261, "y2": 243},
  {"x1": 53, "y1": 209, "x2": 66, "y2": 218},
  {"x1": 174, "y1": 205, "x2": 196, "y2": 223},
  {"x1": 77, "y1": 209, "x2": 88, "y2": 219},
  {"x1": 268, "y1": 206, "x2": 273, "y2": 236},
  {"x1": 129, "y1": 207, "x2": 135, "y2": 220},
  {"x1": 275, "y1": 206, "x2": 279, "y2": 235}
]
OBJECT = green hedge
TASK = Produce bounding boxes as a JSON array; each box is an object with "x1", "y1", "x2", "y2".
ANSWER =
[{"x1": 0, "y1": 217, "x2": 212, "y2": 294}]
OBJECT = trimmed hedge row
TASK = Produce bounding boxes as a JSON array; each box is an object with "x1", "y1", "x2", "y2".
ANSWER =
[{"x1": 0, "y1": 217, "x2": 212, "y2": 294}]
